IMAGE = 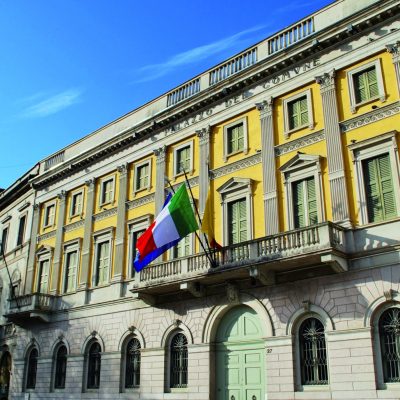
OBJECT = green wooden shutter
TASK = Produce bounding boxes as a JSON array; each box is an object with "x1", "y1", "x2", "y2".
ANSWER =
[
  {"x1": 229, "y1": 199, "x2": 247, "y2": 244},
  {"x1": 355, "y1": 67, "x2": 378, "y2": 103},
  {"x1": 363, "y1": 154, "x2": 396, "y2": 222},
  {"x1": 306, "y1": 177, "x2": 318, "y2": 225},
  {"x1": 367, "y1": 67, "x2": 378, "y2": 98},
  {"x1": 228, "y1": 124, "x2": 244, "y2": 154},
  {"x1": 289, "y1": 101, "x2": 298, "y2": 130},
  {"x1": 293, "y1": 180, "x2": 305, "y2": 228},
  {"x1": 289, "y1": 96, "x2": 308, "y2": 130},
  {"x1": 97, "y1": 242, "x2": 110, "y2": 285},
  {"x1": 355, "y1": 71, "x2": 367, "y2": 103},
  {"x1": 299, "y1": 97, "x2": 309, "y2": 126}
]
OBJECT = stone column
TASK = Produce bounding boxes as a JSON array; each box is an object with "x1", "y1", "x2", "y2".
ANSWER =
[
  {"x1": 386, "y1": 42, "x2": 400, "y2": 96},
  {"x1": 154, "y1": 146, "x2": 167, "y2": 214},
  {"x1": 24, "y1": 203, "x2": 40, "y2": 294},
  {"x1": 79, "y1": 178, "x2": 95, "y2": 289},
  {"x1": 113, "y1": 164, "x2": 128, "y2": 281},
  {"x1": 49, "y1": 190, "x2": 67, "y2": 294},
  {"x1": 197, "y1": 126, "x2": 211, "y2": 216},
  {"x1": 256, "y1": 97, "x2": 279, "y2": 236},
  {"x1": 316, "y1": 70, "x2": 350, "y2": 226}
]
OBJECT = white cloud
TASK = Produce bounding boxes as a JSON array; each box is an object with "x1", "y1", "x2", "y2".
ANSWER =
[
  {"x1": 132, "y1": 25, "x2": 267, "y2": 83},
  {"x1": 20, "y1": 88, "x2": 83, "y2": 118}
]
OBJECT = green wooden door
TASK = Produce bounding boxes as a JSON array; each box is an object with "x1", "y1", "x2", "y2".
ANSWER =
[{"x1": 216, "y1": 306, "x2": 265, "y2": 400}]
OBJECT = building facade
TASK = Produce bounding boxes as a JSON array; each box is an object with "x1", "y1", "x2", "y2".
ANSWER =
[{"x1": 2, "y1": 0, "x2": 400, "y2": 399}]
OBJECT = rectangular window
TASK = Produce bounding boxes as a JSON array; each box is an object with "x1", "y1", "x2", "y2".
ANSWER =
[
  {"x1": 228, "y1": 199, "x2": 247, "y2": 245},
  {"x1": 173, "y1": 235, "x2": 191, "y2": 258},
  {"x1": 363, "y1": 153, "x2": 396, "y2": 223},
  {"x1": 95, "y1": 241, "x2": 110, "y2": 286},
  {"x1": 227, "y1": 123, "x2": 244, "y2": 155},
  {"x1": 16, "y1": 215, "x2": 26, "y2": 246},
  {"x1": 71, "y1": 191, "x2": 83, "y2": 216},
  {"x1": 44, "y1": 204, "x2": 55, "y2": 227},
  {"x1": 176, "y1": 146, "x2": 191, "y2": 174},
  {"x1": 288, "y1": 95, "x2": 308, "y2": 130},
  {"x1": 101, "y1": 178, "x2": 114, "y2": 205},
  {"x1": 38, "y1": 259, "x2": 50, "y2": 293},
  {"x1": 292, "y1": 177, "x2": 318, "y2": 228},
  {"x1": 354, "y1": 66, "x2": 379, "y2": 104},
  {"x1": 136, "y1": 164, "x2": 149, "y2": 191},
  {"x1": 132, "y1": 229, "x2": 145, "y2": 263},
  {"x1": 64, "y1": 250, "x2": 78, "y2": 293},
  {"x1": 1, "y1": 227, "x2": 8, "y2": 255}
]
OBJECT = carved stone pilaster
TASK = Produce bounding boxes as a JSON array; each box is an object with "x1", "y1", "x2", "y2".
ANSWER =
[
  {"x1": 387, "y1": 42, "x2": 400, "y2": 96},
  {"x1": 80, "y1": 177, "x2": 96, "y2": 290},
  {"x1": 25, "y1": 203, "x2": 41, "y2": 293},
  {"x1": 197, "y1": 126, "x2": 211, "y2": 216},
  {"x1": 256, "y1": 97, "x2": 279, "y2": 235},
  {"x1": 154, "y1": 146, "x2": 167, "y2": 213},
  {"x1": 316, "y1": 71, "x2": 350, "y2": 225}
]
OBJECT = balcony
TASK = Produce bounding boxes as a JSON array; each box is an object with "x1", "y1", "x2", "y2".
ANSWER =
[
  {"x1": 5, "y1": 293, "x2": 57, "y2": 325},
  {"x1": 131, "y1": 222, "x2": 348, "y2": 304}
]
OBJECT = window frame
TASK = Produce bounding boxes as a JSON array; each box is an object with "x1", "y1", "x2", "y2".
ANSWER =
[
  {"x1": 347, "y1": 58, "x2": 386, "y2": 113},
  {"x1": 62, "y1": 240, "x2": 80, "y2": 294},
  {"x1": 283, "y1": 89, "x2": 314, "y2": 138},
  {"x1": 223, "y1": 117, "x2": 249, "y2": 162},
  {"x1": 43, "y1": 201, "x2": 56, "y2": 228},
  {"x1": 122, "y1": 337, "x2": 141, "y2": 390},
  {"x1": 99, "y1": 175, "x2": 115, "y2": 207},
  {"x1": 85, "y1": 340, "x2": 102, "y2": 391},
  {"x1": 16, "y1": 213, "x2": 27, "y2": 247},
  {"x1": 25, "y1": 347, "x2": 39, "y2": 391},
  {"x1": 134, "y1": 158, "x2": 152, "y2": 194},
  {"x1": 1, "y1": 225, "x2": 9, "y2": 255},
  {"x1": 70, "y1": 189, "x2": 84, "y2": 218},
  {"x1": 168, "y1": 332, "x2": 188, "y2": 389},
  {"x1": 53, "y1": 344, "x2": 68, "y2": 390},
  {"x1": 173, "y1": 140, "x2": 194, "y2": 178},
  {"x1": 349, "y1": 131, "x2": 400, "y2": 225},
  {"x1": 92, "y1": 229, "x2": 114, "y2": 287},
  {"x1": 280, "y1": 154, "x2": 325, "y2": 230}
]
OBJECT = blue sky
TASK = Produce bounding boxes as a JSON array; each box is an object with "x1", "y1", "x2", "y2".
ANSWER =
[{"x1": 0, "y1": 0, "x2": 332, "y2": 189}]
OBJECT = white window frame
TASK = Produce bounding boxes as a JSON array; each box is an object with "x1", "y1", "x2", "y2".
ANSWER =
[
  {"x1": 134, "y1": 159, "x2": 152, "y2": 194},
  {"x1": 173, "y1": 140, "x2": 194, "y2": 178},
  {"x1": 36, "y1": 246, "x2": 53, "y2": 293},
  {"x1": 99, "y1": 176, "x2": 115, "y2": 207},
  {"x1": 280, "y1": 154, "x2": 325, "y2": 230},
  {"x1": 62, "y1": 240, "x2": 80, "y2": 294},
  {"x1": 43, "y1": 201, "x2": 56, "y2": 228},
  {"x1": 347, "y1": 58, "x2": 386, "y2": 113},
  {"x1": 127, "y1": 215, "x2": 152, "y2": 278},
  {"x1": 217, "y1": 177, "x2": 253, "y2": 246},
  {"x1": 92, "y1": 229, "x2": 114, "y2": 287},
  {"x1": 70, "y1": 189, "x2": 84, "y2": 218},
  {"x1": 223, "y1": 117, "x2": 249, "y2": 162},
  {"x1": 283, "y1": 89, "x2": 314, "y2": 138},
  {"x1": 349, "y1": 131, "x2": 400, "y2": 226}
]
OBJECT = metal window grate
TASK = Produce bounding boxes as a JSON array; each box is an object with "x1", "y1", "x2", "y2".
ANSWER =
[
  {"x1": 380, "y1": 308, "x2": 400, "y2": 382},
  {"x1": 299, "y1": 318, "x2": 328, "y2": 385},
  {"x1": 125, "y1": 338, "x2": 141, "y2": 388},
  {"x1": 54, "y1": 345, "x2": 67, "y2": 389},
  {"x1": 87, "y1": 342, "x2": 101, "y2": 389},
  {"x1": 170, "y1": 333, "x2": 188, "y2": 388},
  {"x1": 26, "y1": 348, "x2": 38, "y2": 389}
]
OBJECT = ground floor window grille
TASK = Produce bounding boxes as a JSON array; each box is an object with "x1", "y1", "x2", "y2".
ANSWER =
[
  {"x1": 26, "y1": 348, "x2": 38, "y2": 389},
  {"x1": 54, "y1": 345, "x2": 67, "y2": 389},
  {"x1": 380, "y1": 308, "x2": 400, "y2": 382},
  {"x1": 299, "y1": 318, "x2": 328, "y2": 385},
  {"x1": 87, "y1": 342, "x2": 101, "y2": 389},
  {"x1": 125, "y1": 338, "x2": 140, "y2": 388},
  {"x1": 170, "y1": 333, "x2": 188, "y2": 388}
]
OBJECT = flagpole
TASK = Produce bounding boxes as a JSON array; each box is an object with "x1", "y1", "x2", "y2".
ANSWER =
[{"x1": 165, "y1": 175, "x2": 216, "y2": 268}]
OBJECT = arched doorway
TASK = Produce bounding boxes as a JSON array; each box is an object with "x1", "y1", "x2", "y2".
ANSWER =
[
  {"x1": 216, "y1": 306, "x2": 265, "y2": 400},
  {"x1": 0, "y1": 352, "x2": 11, "y2": 400}
]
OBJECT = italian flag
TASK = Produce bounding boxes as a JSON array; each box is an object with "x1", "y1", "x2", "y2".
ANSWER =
[{"x1": 134, "y1": 184, "x2": 198, "y2": 272}]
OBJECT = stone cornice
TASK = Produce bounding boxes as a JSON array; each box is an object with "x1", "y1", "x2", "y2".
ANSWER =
[
  {"x1": 340, "y1": 102, "x2": 400, "y2": 132},
  {"x1": 210, "y1": 154, "x2": 262, "y2": 180},
  {"x1": 275, "y1": 130, "x2": 325, "y2": 156}
]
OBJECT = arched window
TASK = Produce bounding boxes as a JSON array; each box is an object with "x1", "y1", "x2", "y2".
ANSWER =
[
  {"x1": 54, "y1": 345, "x2": 67, "y2": 389},
  {"x1": 26, "y1": 348, "x2": 38, "y2": 389},
  {"x1": 299, "y1": 317, "x2": 328, "y2": 385},
  {"x1": 379, "y1": 307, "x2": 400, "y2": 382},
  {"x1": 87, "y1": 342, "x2": 101, "y2": 389},
  {"x1": 170, "y1": 333, "x2": 188, "y2": 388},
  {"x1": 125, "y1": 338, "x2": 141, "y2": 388}
]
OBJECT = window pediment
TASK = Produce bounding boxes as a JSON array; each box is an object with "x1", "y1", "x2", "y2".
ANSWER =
[
  {"x1": 280, "y1": 153, "x2": 321, "y2": 173},
  {"x1": 217, "y1": 177, "x2": 253, "y2": 196},
  {"x1": 36, "y1": 245, "x2": 53, "y2": 258}
]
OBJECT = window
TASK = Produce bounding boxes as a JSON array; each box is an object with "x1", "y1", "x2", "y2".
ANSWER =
[
  {"x1": 170, "y1": 333, "x2": 188, "y2": 388},
  {"x1": 94, "y1": 241, "x2": 110, "y2": 286},
  {"x1": 135, "y1": 160, "x2": 151, "y2": 192},
  {"x1": 70, "y1": 190, "x2": 83, "y2": 217},
  {"x1": 174, "y1": 141, "x2": 193, "y2": 176},
  {"x1": 54, "y1": 345, "x2": 67, "y2": 389},
  {"x1": 38, "y1": 259, "x2": 50, "y2": 293},
  {"x1": 283, "y1": 89, "x2": 314, "y2": 138},
  {"x1": 44, "y1": 203, "x2": 56, "y2": 227},
  {"x1": 299, "y1": 317, "x2": 328, "y2": 385},
  {"x1": 87, "y1": 342, "x2": 101, "y2": 389},
  {"x1": 100, "y1": 177, "x2": 114, "y2": 206},
  {"x1": 228, "y1": 199, "x2": 247, "y2": 245},
  {"x1": 292, "y1": 177, "x2": 318, "y2": 228},
  {"x1": 1, "y1": 227, "x2": 8, "y2": 255},
  {"x1": 280, "y1": 153, "x2": 325, "y2": 230},
  {"x1": 16, "y1": 215, "x2": 26, "y2": 246},
  {"x1": 63, "y1": 244, "x2": 79, "y2": 293},
  {"x1": 347, "y1": 59, "x2": 385, "y2": 112},
  {"x1": 379, "y1": 308, "x2": 400, "y2": 383},
  {"x1": 223, "y1": 117, "x2": 248, "y2": 162},
  {"x1": 172, "y1": 235, "x2": 191, "y2": 258},
  {"x1": 125, "y1": 338, "x2": 141, "y2": 388},
  {"x1": 128, "y1": 215, "x2": 151, "y2": 277},
  {"x1": 26, "y1": 348, "x2": 38, "y2": 389},
  {"x1": 349, "y1": 131, "x2": 400, "y2": 225}
]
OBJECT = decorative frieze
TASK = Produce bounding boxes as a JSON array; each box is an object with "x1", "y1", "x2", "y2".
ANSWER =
[
  {"x1": 93, "y1": 207, "x2": 118, "y2": 222},
  {"x1": 37, "y1": 230, "x2": 57, "y2": 242},
  {"x1": 170, "y1": 176, "x2": 199, "y2": 193},
  {"x1": 63, "y1": 220, "x2": 85, "y2": 233},
  {"x1": 209, "y1": 154, "x2": 262, "y2": 180},
  {"x1": 126, "y1": 193, "x2": 155, "y2": 210},
  {"x1": 275, "y1": 130, "x2": 325, "y2": 156}
]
